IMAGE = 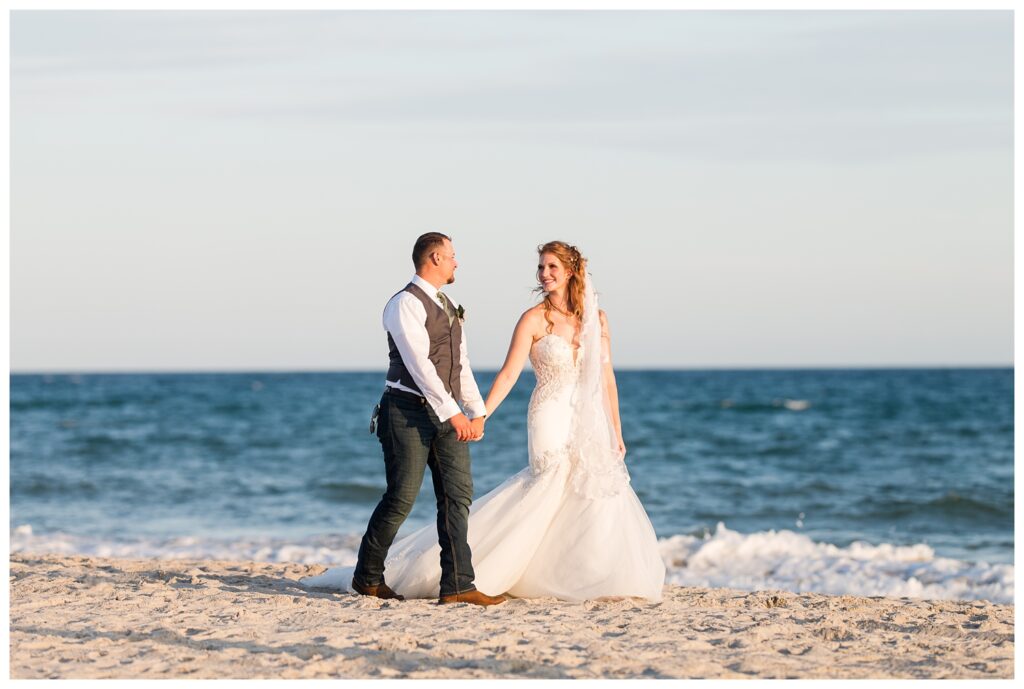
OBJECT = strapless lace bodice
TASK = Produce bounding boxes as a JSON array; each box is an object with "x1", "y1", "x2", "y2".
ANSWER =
[
  {"x1": 525, "y1": 333, "x2": 631, "y2": 498},
  {"x1": 528, "y1": 334, "x2": 580, "y2": 412}
]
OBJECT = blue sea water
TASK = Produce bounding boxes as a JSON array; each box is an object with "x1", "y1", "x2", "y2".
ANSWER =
[{"x1": 9, "y1": 368, "x2": 1014, "y2": 603}]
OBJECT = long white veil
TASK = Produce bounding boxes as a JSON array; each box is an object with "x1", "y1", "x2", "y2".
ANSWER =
[{"x1": 568, "y1": 273, "x2": 632, "y2": 499}]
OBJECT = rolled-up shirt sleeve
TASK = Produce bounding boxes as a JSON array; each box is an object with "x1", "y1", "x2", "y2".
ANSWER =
[
  {"x1": 383, "y1": 293, "x2": 463, "y2": 422},
  {"x1": 457, "y1": 325, "x2": 487, "y2": 419}
]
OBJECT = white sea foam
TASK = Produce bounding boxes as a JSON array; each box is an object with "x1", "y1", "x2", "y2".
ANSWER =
[
  {"x1": 10, "y1": 522, "x2": 1013, "y2": 604},
  {"x1": 660, "y1": 522, "x2": 1013, "y2": 604},
  {"x1": 9, "y1": 524, "x2": 361, "y2": 567}
]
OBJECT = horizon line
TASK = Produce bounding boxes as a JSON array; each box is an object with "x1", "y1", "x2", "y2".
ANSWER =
[{"x1": 8, "y1": 363, "x2": 1014, "y2": 376}]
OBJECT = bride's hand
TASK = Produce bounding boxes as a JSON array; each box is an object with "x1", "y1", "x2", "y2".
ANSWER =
[
  {"x1": 617, "y1": 437, "x2": 627, "y2": 459},
  {"x1": 469, "y1": 416, "x2": 486, "y2": 442}
]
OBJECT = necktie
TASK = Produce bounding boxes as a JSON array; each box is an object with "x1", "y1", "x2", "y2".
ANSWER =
[{"x1": 437, "y1": 292, "x2": 455, "y2": 326}]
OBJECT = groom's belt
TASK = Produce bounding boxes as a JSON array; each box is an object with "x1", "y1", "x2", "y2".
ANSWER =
[{"x1": 383, "y1": 385, "x2": 427, "y2": 405}]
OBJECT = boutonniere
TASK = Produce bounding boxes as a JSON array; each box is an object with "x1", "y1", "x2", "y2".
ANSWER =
[{"x1": 456, "y1": 304, "x2": 466, "y2": 321}]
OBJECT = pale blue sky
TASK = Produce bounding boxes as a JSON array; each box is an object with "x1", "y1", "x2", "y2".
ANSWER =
[{"x1": 10, "y1": 10, "x2": 1013, "y2": 371}]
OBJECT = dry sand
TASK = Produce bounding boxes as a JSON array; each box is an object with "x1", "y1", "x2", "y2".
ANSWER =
[{"x1": 9, "y1": 552, "x2": 1014, "y2": 679}]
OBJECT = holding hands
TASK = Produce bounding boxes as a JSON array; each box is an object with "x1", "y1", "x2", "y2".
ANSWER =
[{"x1": 449, "y1": 413, "x2": 487, "y2": 442}]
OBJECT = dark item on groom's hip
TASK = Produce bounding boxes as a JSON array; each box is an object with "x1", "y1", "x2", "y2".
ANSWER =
[{"x1": 369, "y1": 403, "x2": 380, "y2": 435}]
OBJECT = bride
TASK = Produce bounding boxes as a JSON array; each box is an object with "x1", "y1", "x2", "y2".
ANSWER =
[{"x1": 301, "y1": 241, "x2": 665, "y2": 602}]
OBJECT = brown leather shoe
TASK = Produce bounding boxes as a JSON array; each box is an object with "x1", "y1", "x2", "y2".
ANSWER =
[
  {"x1": 438, "y1": 589, "x2": 507, "y2": 606},
  {"x1": 352, "y1": 579, "x2": 405, "y2": 601}
]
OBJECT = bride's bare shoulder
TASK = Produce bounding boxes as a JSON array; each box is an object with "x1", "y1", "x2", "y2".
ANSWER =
[
  {"x1": 517, "y1": 304, "x2": 547, "y2": 338},
  {"x1": 523, "y1": 303, "x2": 546, "y2": 318}
]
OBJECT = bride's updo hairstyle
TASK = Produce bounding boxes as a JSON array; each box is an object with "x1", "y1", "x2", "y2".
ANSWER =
[{"x1": 536, "y1": 241, "x2": 587, "y2": 333}]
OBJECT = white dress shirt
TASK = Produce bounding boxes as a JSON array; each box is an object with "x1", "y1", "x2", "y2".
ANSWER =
[{"x1": 383, "y1": 274, "x2": 487, "y2": 422}]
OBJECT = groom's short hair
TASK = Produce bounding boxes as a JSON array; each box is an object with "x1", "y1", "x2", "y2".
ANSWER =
[{"x1": 413, "y1": 232, "x2": 451, "y2": 267}]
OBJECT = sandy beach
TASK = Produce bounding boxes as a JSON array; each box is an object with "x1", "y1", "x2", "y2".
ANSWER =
[{"x1": 9, "y1": 552, "x2": 1014, "y2": 679}]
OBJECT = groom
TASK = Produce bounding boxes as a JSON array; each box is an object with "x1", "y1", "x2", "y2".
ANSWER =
[{"x1": 351, "y1": 232, "x2": 506, "y2": 606}]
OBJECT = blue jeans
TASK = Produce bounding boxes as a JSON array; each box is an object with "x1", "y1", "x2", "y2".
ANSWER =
[{"x1": 352, "y1": 390, "x2": 476, "y2": 597}]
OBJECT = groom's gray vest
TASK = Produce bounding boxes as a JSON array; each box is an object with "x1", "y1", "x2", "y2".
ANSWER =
[{"x1": 386, "y1": 283, "x2": 463, "y2": 402}]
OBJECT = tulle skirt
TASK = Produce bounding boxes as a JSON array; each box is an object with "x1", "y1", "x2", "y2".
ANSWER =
[{"x1": 300, "y1": 459, "x2": 665, "y2": 602}]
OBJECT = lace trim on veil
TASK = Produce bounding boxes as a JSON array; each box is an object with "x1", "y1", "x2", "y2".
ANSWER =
[{"x1": 566, "y1": 275, "x2": 631, "y2": 499}]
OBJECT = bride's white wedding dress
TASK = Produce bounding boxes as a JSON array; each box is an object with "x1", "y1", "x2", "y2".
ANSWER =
[{"x1": 301, "y1": 279, "x2": 665, "y2": 602}]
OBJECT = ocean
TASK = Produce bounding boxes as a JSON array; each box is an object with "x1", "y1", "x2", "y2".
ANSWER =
[{"x1": 9, "y1": 368, "x2": 1014, "y2": 604}]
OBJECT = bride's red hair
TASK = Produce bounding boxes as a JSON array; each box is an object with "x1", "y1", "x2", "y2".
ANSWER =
[{"x1": 536, "y1": 241, "x2": 587, "y2": 333}]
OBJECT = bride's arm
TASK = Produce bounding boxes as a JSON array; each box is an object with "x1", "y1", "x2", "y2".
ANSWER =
[
  {"x1": 599, "y1": 310, "x2": 625, "y2": 456},
  {"x1": 483, "y1": 309, "x2": 539, "y2": 417}
]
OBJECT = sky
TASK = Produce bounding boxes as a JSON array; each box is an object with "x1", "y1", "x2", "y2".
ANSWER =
[{"x1": 9, "y1": 10, "x2": 1013, "y2": 371}]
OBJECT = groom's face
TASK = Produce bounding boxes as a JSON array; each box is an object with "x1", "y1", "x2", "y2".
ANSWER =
[{"x1": 435, "y1": 240, "x2": 458, "y2": 285}]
